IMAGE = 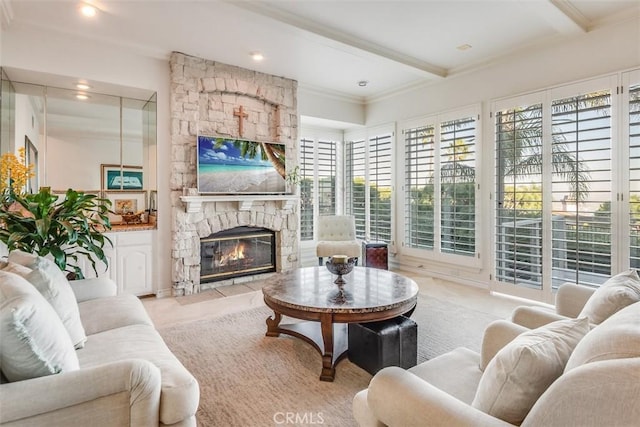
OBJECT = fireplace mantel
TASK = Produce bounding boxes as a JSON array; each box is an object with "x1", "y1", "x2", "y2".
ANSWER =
[{"x1": 180, "y1": 194, "x2": 298, "y2": 214}]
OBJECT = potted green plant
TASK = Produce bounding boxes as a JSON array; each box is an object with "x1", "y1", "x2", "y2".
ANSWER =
[{"x1": 0, "y1": 186, "x2": 113, "y2": 279}]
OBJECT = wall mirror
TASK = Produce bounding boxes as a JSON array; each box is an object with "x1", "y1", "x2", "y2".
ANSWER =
[{"x1": 0, "y1": 68, "x2": 157, "y2": 224}]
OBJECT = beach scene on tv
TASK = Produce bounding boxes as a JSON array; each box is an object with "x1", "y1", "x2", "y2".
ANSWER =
[{"x1": 197, "y1": 136, "x2": 287, "y2": 194}]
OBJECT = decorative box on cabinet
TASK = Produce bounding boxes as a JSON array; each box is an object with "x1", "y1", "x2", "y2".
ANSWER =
[{"x1": 362, "y1": 241, "x2": 388, "y2": 270}]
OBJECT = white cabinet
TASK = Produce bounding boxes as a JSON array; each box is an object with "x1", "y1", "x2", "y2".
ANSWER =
[
  {"x1": 0, "y1": 229, "x2": 155, "y2": 296},
  {"x1": 114, "y1": 231, "x2": 154, "y2": 296}
]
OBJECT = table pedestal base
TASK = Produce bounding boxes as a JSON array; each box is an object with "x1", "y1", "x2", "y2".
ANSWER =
[{"x1": 266, "y1": 311, "x2": 348, "y2": 381}]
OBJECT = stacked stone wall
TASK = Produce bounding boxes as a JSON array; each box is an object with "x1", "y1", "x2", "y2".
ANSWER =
[{"x1": 169, "y1": 52, "x2": 299, "y2": 295}]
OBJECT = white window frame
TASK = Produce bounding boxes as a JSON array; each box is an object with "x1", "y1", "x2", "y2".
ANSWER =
[
  {"x1": 490, "y1": 74, "x2": 621, "y2": 303},
  {"x1": 344, "y1": 124, "x2": 396, "y2": 247},
  {"x1": 398, "y1": 105, "x2": 482, "y2": 268},
  {"x1": 298, "y1": 126, "x2": 343, "y2": 246}
]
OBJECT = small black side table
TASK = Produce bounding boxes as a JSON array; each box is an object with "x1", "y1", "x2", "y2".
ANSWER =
[{"x1": 362, "y1": 241, "x2": 388, "y2": 270}]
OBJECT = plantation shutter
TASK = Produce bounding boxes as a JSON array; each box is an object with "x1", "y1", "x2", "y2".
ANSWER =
[
  {"x1": 317, "y1": 140, "x2": 336, "y2": 216},
  {"x1": 551, "y1": 89, "x2": 612, "y2": 287},
  {"x1": 404, "y1": 125, "x2": 436, "y2": 249},
  {"x1": 346, "y1": 139, "x2": 367, "y2": 239},
  {"x1": 440, "y1": 117, "x2": 477, "y2": 256},
  {"x1": 299, "y1": 138, "x2": 314, "y2": 241},
  {"x1": 369, "y1": 134, "x2": 393, "y2": 243},
  {"x1": 494, "y1": 103, "x2": 544, "y2": 288},
  {"x1": 629, "y1": 83, "x2": 640, "y2": 268}
]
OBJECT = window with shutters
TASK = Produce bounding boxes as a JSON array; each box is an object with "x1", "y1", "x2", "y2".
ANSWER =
[
  {"x1": 629, "y1": 82, "x2": 640, "y2": 269},
  {"x1": 495, "y1": 102, "x2": 544, "y2": 288},
  {"x1": 369, "y1": 134, "x2": 393, "y2": 243},
  {"x1": 550, "y1": 90, "x2": 612, "y2": 288},
  {"x1": 404, "y1": 125, "x2": 435, "y2": 249},
  {"x1": 345, "y1": 138, "x2": 367, "y2": 239},
  {"x1": 345, "y1": 130, "x2": 394, "y2": 243},
  {"x1": 402, "y1": 108, "x2": 479, "y2": 261},
  {"x1": 299, "y1": 138, "x2": 314, "y2": 241},
  {"x1": 493, "y1": 75, "x2": 622, "y2": 299},
  {"x1": 298, "y1": 135, "x2": 338, "y2": 241}
]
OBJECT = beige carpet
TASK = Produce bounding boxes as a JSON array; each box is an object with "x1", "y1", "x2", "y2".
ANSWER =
[{"x1": 159, "y1": 295, "x2": 500, "y2": 427}]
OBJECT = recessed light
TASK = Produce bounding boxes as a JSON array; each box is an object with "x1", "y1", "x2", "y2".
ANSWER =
[
  {"x1": 358, "y1": 80, "x2": 369, "y2": 87},
  {"x1": 250, "y1": 52, "x2": 264, "y2": 61},
  {"x1": 76, "y1": 83, "x2": 91, "y2": 90},
  {"x1": 76, "y1": 93, "x2": 90, "y2": 100},
  {"x1": 456, "y1": 44, "x2": 472, "y2": 51},
  {"x1": 80, "y1": 4, "x2": 97, "y2": 18}
]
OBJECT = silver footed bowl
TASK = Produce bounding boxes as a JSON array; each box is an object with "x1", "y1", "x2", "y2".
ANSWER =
[{"x1": 325, "y1": 257, "x2": 356, "y2": 278}]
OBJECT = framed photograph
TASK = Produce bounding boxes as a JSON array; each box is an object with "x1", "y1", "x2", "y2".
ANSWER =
[
  {"x1": 25, "y1": 136, "x2": 38, "y2": 194},
  {"x1": 101, "y1": 164, "x2": 143, "y2": 190},
  {"x1": 104, "y1": 191, "x2": 147, "y2": 224}
]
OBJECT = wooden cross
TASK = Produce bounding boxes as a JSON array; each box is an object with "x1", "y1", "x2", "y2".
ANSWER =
[{"x1": 233, "y1": 105, "x2": 249, "y2": 137}]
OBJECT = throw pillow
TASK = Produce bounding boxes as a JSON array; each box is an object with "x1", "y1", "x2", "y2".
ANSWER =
[
  {"x1": 7, "y1": 250, "x2": 87, "y2": 349},
  {"x1": 471, "y1": 317, "x2": 590, "y2": 425},
  {"x1": 578, "y1": 270, "x2": 640, "y2": 325},
  {"x1": 566, "y1": 301, "x2": 640, "y2": 372},
  {"x1": 0, "y1": 271, "x2": 80, "y2": 382},
  {"x1": 0, "y1": 260, "x2": 33, "y2": 276}
]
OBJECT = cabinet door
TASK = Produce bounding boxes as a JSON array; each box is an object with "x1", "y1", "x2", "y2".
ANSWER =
[{"x1": 117, "y1": 244, "x2": 152, "y2": 295}]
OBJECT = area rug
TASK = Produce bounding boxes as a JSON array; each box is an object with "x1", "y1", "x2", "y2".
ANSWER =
[{"x1": 159, "y1": 295, "x2": 500, "y2": 427}]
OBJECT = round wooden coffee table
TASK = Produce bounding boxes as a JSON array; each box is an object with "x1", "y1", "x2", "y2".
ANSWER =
[{"x1": 262, "y1": 266, "x2": 419, "y2": 381}]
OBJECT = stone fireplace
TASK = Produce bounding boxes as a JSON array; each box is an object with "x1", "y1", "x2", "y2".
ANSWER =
[{"x1": 169, "y1": 52, "x2": 299, "y2": 295}]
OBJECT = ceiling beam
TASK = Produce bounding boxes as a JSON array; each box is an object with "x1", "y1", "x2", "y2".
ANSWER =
[
  {"x1": 228, "y1": 1, "x2": 447, "y2": 80},
  {"x1": 529, "y1": 0, "x2": 589, "y2": 34}
]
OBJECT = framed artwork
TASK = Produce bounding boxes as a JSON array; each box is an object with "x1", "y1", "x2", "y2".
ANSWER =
[
  {"x1": 101, "y1": 164, "x2": 143, "y2": 190},
  {"x1": 25, "y1": 136, "x2": 38, "y2": 193},
  {"x1": 104, "y1": 191, "x2": 147, "y2": 224}
]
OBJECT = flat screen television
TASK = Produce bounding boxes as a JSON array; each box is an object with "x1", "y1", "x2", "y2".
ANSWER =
[{"x1": 197, "y1": 135, "x2": 287, "y2": 194}]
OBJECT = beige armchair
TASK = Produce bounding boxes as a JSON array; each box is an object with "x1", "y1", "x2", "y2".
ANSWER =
[
  {"x1": 353, "y1": 299, "x2": 640, "y2": 427},
  {"x1": 316, "y1": 215, "x2": 360, "y2": 265}
]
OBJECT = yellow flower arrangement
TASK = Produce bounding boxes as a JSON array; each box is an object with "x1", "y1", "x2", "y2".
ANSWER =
[{"x1": 0, "y1": 147, "x2": 35, "y2": 195}]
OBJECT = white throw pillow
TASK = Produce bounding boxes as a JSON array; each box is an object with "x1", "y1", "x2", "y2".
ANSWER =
[
  {"x1": 7, "y1": 251, "x2": 87, "y2": 348},
  {"x1": 472, "y1": 317, "x2": 589, "y2": 425},
  {"x1": 0, "y1": 271, "x2": 80, "y2": 382},
  {"x1": 566, "y1": 301, "x2": 640, "y2": 372},
  {"x1": 578, "y1": 270, "x2": 640, "y2": 325}
]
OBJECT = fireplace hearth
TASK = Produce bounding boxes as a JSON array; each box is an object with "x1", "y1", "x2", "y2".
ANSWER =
[{"x1": 200, "y1": 226, "x2": 276, "y2": 283}]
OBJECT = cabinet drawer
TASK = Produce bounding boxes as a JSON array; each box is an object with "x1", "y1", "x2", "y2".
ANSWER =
[{"x1": 116, "y1": 230, "x2": 154, "y2": 246}]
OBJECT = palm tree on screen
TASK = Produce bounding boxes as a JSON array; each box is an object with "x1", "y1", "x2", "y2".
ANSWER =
[{"x1": 214, "y1": 138, "x2": 286, "y2": 179}]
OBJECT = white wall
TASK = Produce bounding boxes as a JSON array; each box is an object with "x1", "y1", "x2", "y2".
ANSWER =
[{"x1": 298, "y1": 86, "x2": 365, "y2": 125}]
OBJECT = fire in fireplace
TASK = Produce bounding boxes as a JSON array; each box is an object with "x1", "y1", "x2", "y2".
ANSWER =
[{"x1": 200, "y1": 226, "x2": 276, "y2": 283}]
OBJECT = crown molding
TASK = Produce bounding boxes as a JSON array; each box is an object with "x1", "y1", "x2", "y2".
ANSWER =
[{"x1": 298, "y1": 82, "x2": 365, "y2": 105}]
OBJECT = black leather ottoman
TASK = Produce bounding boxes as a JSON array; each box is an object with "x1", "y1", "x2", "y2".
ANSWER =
[{"x1": 348, "y1": 315, "x2": 417, "y2": 375}]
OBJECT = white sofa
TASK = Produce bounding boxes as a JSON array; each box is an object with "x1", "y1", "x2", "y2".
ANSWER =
[
  {"x1": 353, "y1": 277, "x2": 640, "y2": 427},
  {"x1": 0, "y1": 252, "x2": 199, "y2": 426}
]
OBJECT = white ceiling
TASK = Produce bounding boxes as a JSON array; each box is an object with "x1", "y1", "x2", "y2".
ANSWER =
[{"x1": 4, "y1": 0, "x2": 639, "y2": 102}]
